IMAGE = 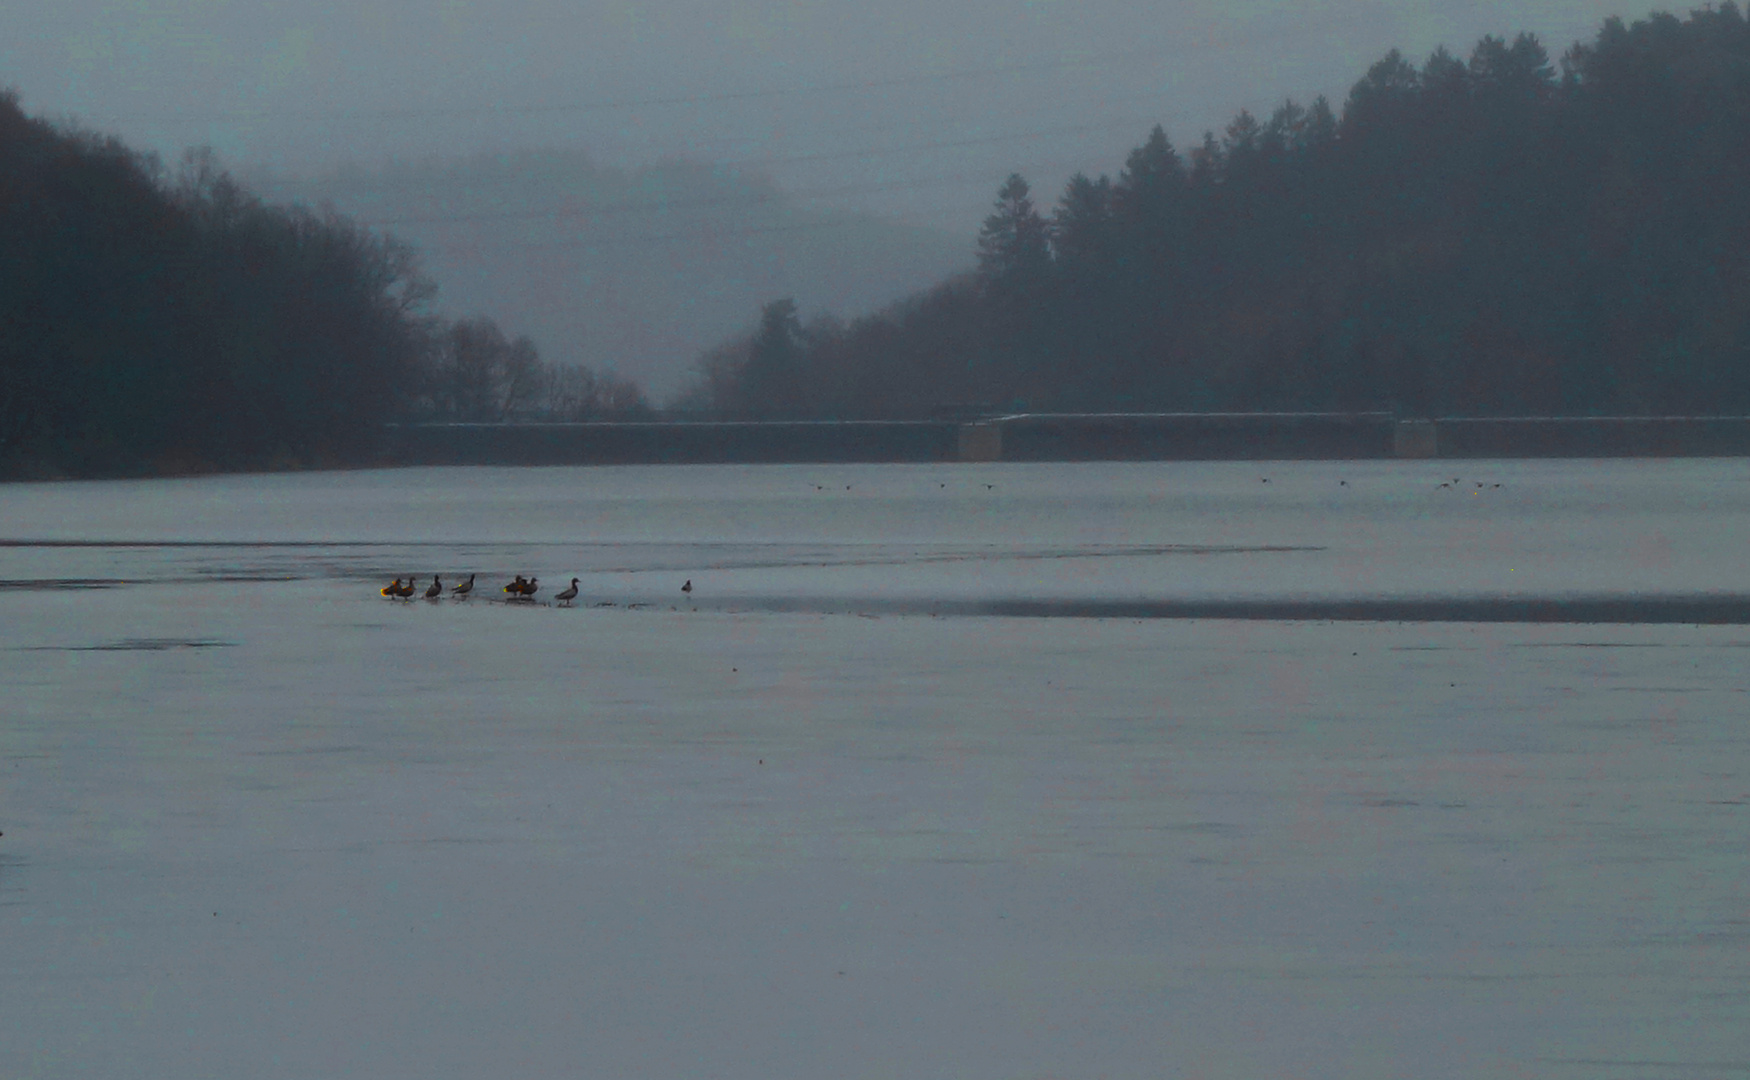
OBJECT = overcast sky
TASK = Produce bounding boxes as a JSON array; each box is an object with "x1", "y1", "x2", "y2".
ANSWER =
[{"x1": 5, "y1": 1, "x2": 1642, "y2": 231}]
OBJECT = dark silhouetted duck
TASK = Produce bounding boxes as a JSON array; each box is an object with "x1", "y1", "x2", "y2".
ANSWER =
[
  {"x1": 682, "y1": 579, "x2": 693, "y2": 596},
  {"x1": 504, "y1": 575, "x2": 527, "y2": 596},
  {"x1": 424, "y1": 576, "x2": 443, "y2": 600},
  {"x1": 381, "y1": 578, "x2": 402, "y2": 598},
  {"x1": 451, "y1": 573, "x2": 475, "y2": 599},
  {"x1": 555, "y1": 578, "x2": 579, "y2": 606},
  {"x1": 518, "y1": 576, "x2": 538, "y2": 598},
  {"x1": 392, "y1": 577, "x2": 416, "y2": 599}
]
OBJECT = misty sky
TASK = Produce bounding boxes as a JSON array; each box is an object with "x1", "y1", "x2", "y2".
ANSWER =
[{"x1": 6, "y1": 1, "x2": 1642, "y2": 233}]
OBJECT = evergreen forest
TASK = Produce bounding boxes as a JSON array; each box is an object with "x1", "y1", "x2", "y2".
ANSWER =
[{"x1": 692, "y1": 8, "x2": 1750, "y2": 419}]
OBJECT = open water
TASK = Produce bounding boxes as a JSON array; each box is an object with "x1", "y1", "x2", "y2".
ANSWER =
[{"x1": 2, "y1": 460, "x2": 1748, "y2": 1078}]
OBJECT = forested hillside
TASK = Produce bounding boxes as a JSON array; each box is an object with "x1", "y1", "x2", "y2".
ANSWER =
[
  {"x1": 250, "y1": 153, "x2": 969, "y2": 404},
  {"x1": 0, "y1": 96, "x2": 644, "y2": 478},
  {"x1": 693, "y1": 8, "x2": 1750, "y2": 419}
]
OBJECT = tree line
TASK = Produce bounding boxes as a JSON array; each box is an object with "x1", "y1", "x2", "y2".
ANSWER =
[
  {"x1": 0, "y1": 95, "x2": 647, "y2": 479},
  {"x1": 690, "y1": 7, "x2": 1750, "y2": 419},
  {"x1": 417, "y1": 316, "x2": 649, "y2": 425}
]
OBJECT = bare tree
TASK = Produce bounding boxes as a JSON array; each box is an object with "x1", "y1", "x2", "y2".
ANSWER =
[
  {"x1": 500, "y1": 334, "x2": 546, "y2": 418},
  {"x1": 544, "y1": 363, "x2": 600, "y2": 420}
]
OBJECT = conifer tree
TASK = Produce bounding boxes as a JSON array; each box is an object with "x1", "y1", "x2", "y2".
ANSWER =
[
  {"x1": 1051, "y1": 173, "x2": 1114, "y2": 266},
  {"x1": 738, "y1": 298, "x2": 806, "y2": 418},
  {"x1": 976, "y1": 174, "x2": 1052, "y2": 287}
]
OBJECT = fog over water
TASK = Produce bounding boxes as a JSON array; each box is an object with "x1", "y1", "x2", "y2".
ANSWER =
[
  {"x1": 1, "y1": 1, "x2": 1656, "y2": 400},
  {"x1": 3, "y1": 460, "x2": 1748, "y2": 1077},
  {"x1": 4, "y1": 1, "x2": 1637, "y2": 232}
]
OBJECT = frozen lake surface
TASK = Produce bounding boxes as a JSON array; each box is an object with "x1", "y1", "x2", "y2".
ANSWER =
[{"x1": 3, "y1": 460, "x2": 1749, "y2": 1078}]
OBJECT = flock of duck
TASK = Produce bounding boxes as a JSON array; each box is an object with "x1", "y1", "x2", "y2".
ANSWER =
[{"x1": 379, "y1": 574, "x2": 693, "y2": 607}]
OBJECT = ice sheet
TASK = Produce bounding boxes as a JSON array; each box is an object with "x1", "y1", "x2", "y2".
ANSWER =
[{"x1": 2, "y1": 461, "x2": 1748, "y2": 1078}]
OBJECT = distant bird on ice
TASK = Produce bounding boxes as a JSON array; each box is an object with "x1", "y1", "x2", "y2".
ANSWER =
[
  {"x1": 555, "y1": 578, "x2": 579, "y2": 606},
  {"x1": 451, "y1": 573, "x2": 475, "y2": 599},
  {"x1": 380, "y1": 578, "x2": 402, "y2": 598},
  {"x1": 517, "y1": 577, "x2": 539, "y2": 599},
  {"x1": 424, "y1": 576, "x2": 443, "y2": 600},
  {"x1": 504, "y1": 575, "x2": 527, "y2": 596},
  {"x1": 682, "y1": 579, "x2": 693, "y2": 596},
  {"x1": 392, "y1": 578, "x2": 416, "y2": 599}
]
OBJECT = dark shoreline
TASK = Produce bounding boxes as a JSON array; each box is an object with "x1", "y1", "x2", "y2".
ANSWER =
[{"x1": 9, "y1": 414, "x2": 1750, "y2": 481}]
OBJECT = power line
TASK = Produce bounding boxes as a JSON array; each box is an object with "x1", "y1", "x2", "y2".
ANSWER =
[
  {"x1": 355, "y1": 178, "x2": 947, "y2": 228},
  {"x1": 395, "y1": 157, "x2": 1104, "y2": 252},
  {"x1": 419, "y1": 216, "x2": 928, "y2": 252},
  {"x1": 254, "y1": 80, "x2": 1197, "y2": 190},
  {"x1": 723, "y1": 118, "x2": 1151, "y2": 169},
  {"x1": 94, "y1": 8, "x2": 1401, "y2": 129},
  {"x1": 100, "y1": 44, "x2": 1186, "y2": 125},
  {"x1": 393, "y1": 166, "x2": 1118, "y2": 251},
  {"x1": 330, "y1": 123, "x2": 1153, "y2": 228}
]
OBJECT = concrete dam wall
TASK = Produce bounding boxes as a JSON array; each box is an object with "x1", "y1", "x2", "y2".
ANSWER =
[{"x1": 382, "y1": 414, "x2": 1750, "y2": 466}]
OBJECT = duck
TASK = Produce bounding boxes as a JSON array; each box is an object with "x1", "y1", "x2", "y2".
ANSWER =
[
  {"x1": 517, "y1": 576, "x2": 539, "y2": 598},
  {"x1": 424, "y1": 576, "x2": 443, "y2": 600},
  {"x1": 393, "y1": 577, "x2": 417, "y2": 599},
  {"x1": 504, "y1": 575, "x2": 527, "y2": 596},
  {"x1": 555, "y1": 578, "x2": 579, "y2": 606},
  {"x1": 681, "y1": 579, "x2": 693, "y2": 595},
  {"x1": 451, "y1": 573, "x2": 475, "y2": 599},
  {"x1": 380, "y1": 578, "x2": 403, "y2": 598}
]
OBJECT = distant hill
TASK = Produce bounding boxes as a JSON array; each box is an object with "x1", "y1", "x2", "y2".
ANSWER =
[
  {"x1": 249, "y1": 151, "x2": 970, "y2": 403},
  {"x1": 1, "y1": 92, "x2": 433, "y2": 478},
  {"x1": 691, "y1": 8, "x2": 1750, "y2": 420}
]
